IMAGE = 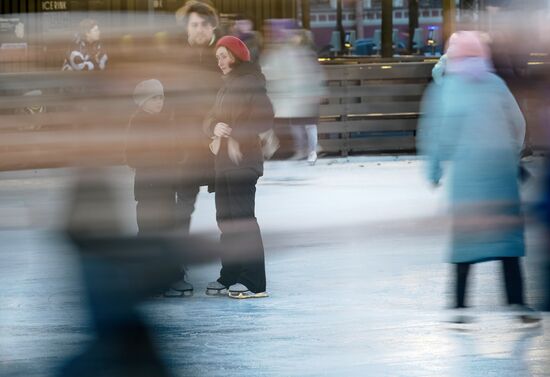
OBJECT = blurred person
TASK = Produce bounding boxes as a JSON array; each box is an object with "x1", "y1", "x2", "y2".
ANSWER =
[
  {"x1": 261, "y1": 24, "x2": 325, "y2": 163},
  {"x1": 417, "y1": 31, "x2": 540, "y2": 324},
  {"x1": 431, "y1": 35, "x2": 531, "y2": 182},
  {"x1": 22, "y1": 90, "x2": 45, "y2": 115},
  {"x1": 62, "y1": 18, "x2": 108, "y2": 71},
  {"x1": 204, "y1": 36, "x2": 274, "y2": 298},
  {"x1": 60, "y1": 167, "x2": 225, "y2": 377},
  {"x1": 59, "y1": 169, "x2": 180, "y2": 377},
  {"x1": 287, "y1": 29, "x2": 326, "y2": 165},
  {"x1": 229, "y1": 15, "x2": 262, "y2": 63},
  {"x1": 259, "y1": 18, "x2": 297, "y2": 157},
  {"x1": 161, "y1": 0, "x2": 223, "y2": 296},
  {"x1": 17, "y1": 90, "x2": 45, "y2": 130},
  {"x1": 539, "y1": 159, "x2": 550, "y2": 312}
]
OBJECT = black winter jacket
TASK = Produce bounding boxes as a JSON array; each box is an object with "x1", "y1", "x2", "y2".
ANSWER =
[
  {"x1": 205, "y1": 62, "x2": 274, "y2": 175},
  {"x1": 166, "y1": 39, "x2": 222, "y2": 185},
  {"x1": 125, "y1": 110, "x2": 182, "y2": 169}
]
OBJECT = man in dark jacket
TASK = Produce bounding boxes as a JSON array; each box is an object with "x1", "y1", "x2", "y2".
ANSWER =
[{"x1": 162, "y1": 1, "x2": 223, "y2": 296}]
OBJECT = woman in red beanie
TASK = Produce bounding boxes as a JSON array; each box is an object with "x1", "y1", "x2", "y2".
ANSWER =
[{"x1": 204, "y1": 36, "x2": 274, "y2": 299}]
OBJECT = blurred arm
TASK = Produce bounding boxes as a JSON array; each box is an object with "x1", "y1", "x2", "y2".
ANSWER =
[
  {"x1": 501, "y1": 83, "x2": 526, "y2": 153},
  {"x1": 417, "y1": 83, "x2": 444, "y2": 185}
]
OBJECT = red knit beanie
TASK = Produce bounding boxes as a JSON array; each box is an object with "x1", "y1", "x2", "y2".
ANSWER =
[{"x1": 215, "y1": 36, "x2": 251, "y2": 62}]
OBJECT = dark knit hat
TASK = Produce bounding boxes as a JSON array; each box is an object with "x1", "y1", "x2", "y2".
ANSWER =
[{"x1": 215, "y1": 36, "x2": 251, "y2": 62}]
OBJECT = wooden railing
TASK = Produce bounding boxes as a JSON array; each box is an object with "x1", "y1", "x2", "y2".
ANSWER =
[
  {"x1": 1, "y1": 59, "x2": 548, "y2": 171},
  {"x1": 318, "y1": 61, "x2": 434, "y2": 156}
]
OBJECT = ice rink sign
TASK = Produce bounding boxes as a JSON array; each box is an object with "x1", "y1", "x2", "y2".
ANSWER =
[{"x1": 41, "y1": 1, "x2": 68, "y2": 11}]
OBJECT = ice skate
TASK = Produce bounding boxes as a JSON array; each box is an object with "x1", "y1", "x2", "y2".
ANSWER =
[
  {"x1": 164, "y1": 278, "x2": 193, "y2": 298},
  {"x1": 228, "y1": 283, "x2": 268, "y2": 299},
  {"x1": 289, "y1": 151, "x2": 307, "y2": 161},
  {"x1": 206, "y1": 281, "x2": 228, "y2": 296},
  {"x1": 509, "y1": 305, "x2": 541, "y2": 324},
  {"x1": 307, "y1": 151, "x2": 317, "y2": 165},
  {"x1": 445, "y1": 308, "x2": 474, "y2": 325}
]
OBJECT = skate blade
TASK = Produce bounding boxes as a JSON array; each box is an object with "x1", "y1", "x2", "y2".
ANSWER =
[
  {"x1": 228, "y1": 291, "x2": 268, "y2": 299},
  {"x1": 518, "y1": 315, "x2": 542, "y2": 325},
  {"x1": 164, "y1": 289, "x2": 193, "y2": 298},
  {"x1": 206, "y1": 288, "x2": 227, "y2": 296}
]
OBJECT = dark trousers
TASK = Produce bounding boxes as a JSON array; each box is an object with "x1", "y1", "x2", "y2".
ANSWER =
[
  {"x1": 135, "y1": 171, "x2": 200, "y2": 282},
  {"x1": 175, "y1": 181, "x2": 200, "y2": 236},
  {"x1": 455, "y1": 257, "x2": 525, "y2": 308},
  {"x1": 134, "y1": 170, "x2": 201, "y2": 235},
  {"x1": 135, "y1": 183, "x2": 177, "y2": 235},
  {"x1": 215, "y1": 168, "x2": 266, "y2": 293}
]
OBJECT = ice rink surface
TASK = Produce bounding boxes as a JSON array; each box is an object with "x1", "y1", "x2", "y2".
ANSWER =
[{"x1": 1, "y1": 156, "x2": 548, "y2": 376}]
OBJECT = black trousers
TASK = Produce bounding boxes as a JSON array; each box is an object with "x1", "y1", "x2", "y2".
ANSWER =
[
  {"x1": 455, "y1": 257, "x2": 525, "y2": 308},
  {"x1": 134, "y1": 169, "x2": 200, "y2": 234},
  {"x1": 215, "y1": 168, "x2": 266, "y2": 293},
  {"x1": 175, "y1": 181, "x2": 200, "y2": 236},
  {"x1": 134, "y1": 174, "x2": 177, "y2": 235},
  {"x1": 135, "y1": 171, "x2": 200, "y2": 283}
]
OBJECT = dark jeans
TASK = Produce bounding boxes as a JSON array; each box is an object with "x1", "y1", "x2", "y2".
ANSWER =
[
  {"x1": 215, "y1": 168, "x2": 266, "y2": 293},
  {"x1": 455, "y1": 257, "x2": 525, "y2": 308}
]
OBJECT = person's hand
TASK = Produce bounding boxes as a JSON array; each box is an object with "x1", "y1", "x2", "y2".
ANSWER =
[
  {"x1": 214, "y1": 122, "x2": 232, "y2": 138},
  {"x1": 430, "y1": 166, "x2": 442, "y2": 188}
]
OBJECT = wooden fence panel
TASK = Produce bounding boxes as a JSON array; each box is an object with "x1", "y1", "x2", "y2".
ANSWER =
[{"x1": 318, "y1": 61, "x2": 434, "y2": 155}]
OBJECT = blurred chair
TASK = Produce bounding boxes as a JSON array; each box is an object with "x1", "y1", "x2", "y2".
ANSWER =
[
  {"x1": 392, "y1": 28, "x2": 399, "y2": 47},
  {"x1": 354, "y1": 38, "x2": 375, "y2": 55},
  {"x1": 329, "y1": 31, "x2": 341, "y2": 55},
  {"x1": 344, "y1": 30, "x2": 356, "y2": 54},
  {"x1": 426, "y1": 27, "x2": 440, "y2": 56},
  {"x1": 372, "y1": 29, "x2": 381, "y2": 55},
  {"x1": 412, "y1": 27, "x2": 424, "y2": 54},
  {"x1": 372, "y1": 29, "x2": 399, "y2": 55}
]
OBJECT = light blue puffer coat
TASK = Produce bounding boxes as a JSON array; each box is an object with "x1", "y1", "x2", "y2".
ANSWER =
[{"x1": 418, "y1": 58, "x2": 526, "y2": 263}]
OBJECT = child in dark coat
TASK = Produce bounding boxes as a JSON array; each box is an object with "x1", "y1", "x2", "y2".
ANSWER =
[{"x1": 126, "y1": 79, "x2": 193, "y2": 297}]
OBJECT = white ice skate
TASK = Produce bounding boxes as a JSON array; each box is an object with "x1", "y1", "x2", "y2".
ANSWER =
[
  {"x1": 307, "y1": 151, "x2": 317, "y2": 165},
  {"x1": 164, "y1": 279, "x2": 193, "y2": 298},
  {"x1": 206, "y1": 281, "x2": 228, "y2": 296},
  {"x1": 228, "y1": 283, "x2": 268, "y2": 299}
]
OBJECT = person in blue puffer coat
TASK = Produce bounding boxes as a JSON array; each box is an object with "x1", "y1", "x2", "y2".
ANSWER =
[{"x1": 417, "y1": 31, "x2": 540, "y2": 324}]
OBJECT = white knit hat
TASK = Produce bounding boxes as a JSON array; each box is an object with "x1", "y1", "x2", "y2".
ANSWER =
[{"x1": 133, "y1": 79, "x2": 164, "y2": 107}]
